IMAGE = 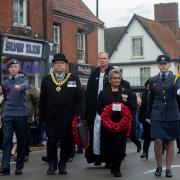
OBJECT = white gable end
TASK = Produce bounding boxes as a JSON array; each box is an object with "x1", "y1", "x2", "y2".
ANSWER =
[{"x1": 110, "y1": 19, "x2": 163, "y2": 63}]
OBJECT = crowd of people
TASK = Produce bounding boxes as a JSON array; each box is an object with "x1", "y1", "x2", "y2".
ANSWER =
[{"x1": 0, "y1": 52, "x2": 180, "y2": 178}]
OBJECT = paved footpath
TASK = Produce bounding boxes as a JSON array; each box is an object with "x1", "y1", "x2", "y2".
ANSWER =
[{"x1": 1, "y1": 142, "x2": 180, "y2": 180}]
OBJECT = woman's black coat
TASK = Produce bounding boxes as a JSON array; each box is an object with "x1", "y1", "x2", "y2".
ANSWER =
[{"x1": 97, "y1": 86, "x2": 134, "y2": 155}]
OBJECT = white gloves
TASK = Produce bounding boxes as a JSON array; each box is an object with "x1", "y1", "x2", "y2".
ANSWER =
[
  {"x1": 177, "y1": 89, "x2": 180, "y2": 96},
  {"x1": 146, "y1": 119, "x2": 151, "y2": 124}
]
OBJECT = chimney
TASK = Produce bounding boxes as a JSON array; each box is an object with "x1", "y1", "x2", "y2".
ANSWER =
[{"x1": 154, "y1": 2, "x2": 179, "y2": 37}]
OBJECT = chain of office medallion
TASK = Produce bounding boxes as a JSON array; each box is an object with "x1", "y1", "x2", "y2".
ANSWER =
[{"x1": 50, "y1": 72, "x2": 71, "y2": 87}]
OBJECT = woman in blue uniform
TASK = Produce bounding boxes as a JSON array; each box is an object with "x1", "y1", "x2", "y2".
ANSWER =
[{"x1": 147, "y1": 55, "x2": 180, "y2": 177}]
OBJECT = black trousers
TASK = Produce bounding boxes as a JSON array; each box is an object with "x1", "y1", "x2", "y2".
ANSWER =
[
  {"x1": 109, "y1": 154, "x2": 122, "y2": 173},
  {"x1": 47, "y1": 135, "x2": 74, "y2": 170},
  {"x1": 142, "y1": 121, "x2": 151, "y2": 154}
]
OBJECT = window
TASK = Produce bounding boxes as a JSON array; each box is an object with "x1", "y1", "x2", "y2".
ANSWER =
[
  {"x1": 77, "y1": 32, "x2": 86, "y2": 64},
  {"x1": 53, "y1": 24, "x2": 60, "y2": 53},
  {"x1": 140, "y1": 67, "x2": 150, "y2": 86},
  {"x1": 131, "y1": 36, "x2": 144, "y2": 58},
  {"x1": 13, "y1": 0, "x2": 27, "y2": 26}
]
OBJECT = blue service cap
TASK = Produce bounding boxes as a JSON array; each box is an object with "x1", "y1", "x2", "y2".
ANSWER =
[
  {"x1": 156, "y1": 55, "x2": 170, "y2": 64},
  {"x1": 5, "y1": 59, "x2": 19, "y2": 70}
]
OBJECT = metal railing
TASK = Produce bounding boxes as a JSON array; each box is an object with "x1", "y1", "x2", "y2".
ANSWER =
[{"x1": 123, "y1": 76, "x2": 148, "y2": 87}]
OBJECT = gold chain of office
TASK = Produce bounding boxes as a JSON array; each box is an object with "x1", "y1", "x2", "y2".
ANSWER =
[{"x1": 50, "y1": 72, "x2": 71, "y2": 92}]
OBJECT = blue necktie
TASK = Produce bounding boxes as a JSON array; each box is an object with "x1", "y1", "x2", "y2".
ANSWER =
[{"x1": 161, "y1": 73, "x2": 166, "y2": 82}]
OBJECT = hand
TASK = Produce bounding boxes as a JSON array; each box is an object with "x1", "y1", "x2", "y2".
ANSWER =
[
  {"x1": 146, "y1": 118, "x2": 151, "y2": 124},
  {"x1": 14, "y1": 85, "x2": 21, "y2": 92},
  {"x1": 177, "y1": 89, "x2": 180, "y2": 96}
]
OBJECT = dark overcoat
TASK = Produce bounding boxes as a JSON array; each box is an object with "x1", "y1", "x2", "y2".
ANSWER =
[
  {"x1": 97, "y1": 86, "x2": 134, "y2": 155},
  {"x1": 147, "y1": 71, "x2": 180, "y2": 122},
  {"x1": 84, "y1": 66, "x2": 113, "y2": 162},
  {"x1": 85, "y1": 66, "x2": 113, "y2": 124},
  {"x1": 39, "y1": 73, "x2": 83, "y2": 139}
]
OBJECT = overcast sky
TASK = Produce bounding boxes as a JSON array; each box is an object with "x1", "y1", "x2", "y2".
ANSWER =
[{"x1": 82, "y1": 0, "x2": 180, "y2": 28}]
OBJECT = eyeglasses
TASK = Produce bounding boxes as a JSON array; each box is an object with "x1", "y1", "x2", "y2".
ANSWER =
[
  {"x1": 112, "y1": 77, "x2": 121, "y2": 80},
  {"x1": 54, "y1": 61, "x2": 66, "y2": 65}
]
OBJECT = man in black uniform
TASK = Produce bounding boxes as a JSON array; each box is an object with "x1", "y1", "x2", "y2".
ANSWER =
[{"x1": 39, "y1": 53, "x2": 83, "y2": 175}]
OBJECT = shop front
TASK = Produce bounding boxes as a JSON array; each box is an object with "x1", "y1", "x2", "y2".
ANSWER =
[
  {"x1": 69, "y1": 63, "x2": 95, "y2": 88},
  {"x1": 0, "y1": 35, "x2": 48, "y2": 87}
]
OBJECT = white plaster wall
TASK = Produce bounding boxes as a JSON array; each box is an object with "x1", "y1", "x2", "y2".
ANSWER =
[
  {"x1": 110, "y1": 19, "x2": 163, "y2": 63},
  {"x1": 98, "y1": 27, "x2": 105, "y2": 52},
  {"x1": 115, "y1": 62, "x2": 178, "y2": 86}
]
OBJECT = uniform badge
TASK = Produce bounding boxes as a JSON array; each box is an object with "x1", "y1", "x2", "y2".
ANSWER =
[
  {"x1": 122, "y1": 94, "x2": 128, "y2": 102},
  {"x1": 67, "y1": 81, "x2": 77, "y2": 87}
]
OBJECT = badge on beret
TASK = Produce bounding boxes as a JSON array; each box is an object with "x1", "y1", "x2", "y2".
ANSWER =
[{"x1": 161, "y1": 57, "x2": 165, "y2": 61}]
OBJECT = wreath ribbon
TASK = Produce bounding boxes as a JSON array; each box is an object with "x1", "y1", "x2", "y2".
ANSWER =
[{"x1": 101, "y1": 102, "x2": 132, "y2": 133}]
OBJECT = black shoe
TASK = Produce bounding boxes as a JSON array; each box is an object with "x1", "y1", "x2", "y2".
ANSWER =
[
  {"x1": 47, "y1": 167, "x2": 55, "y2": 175},
  {"x1": 154, "y1": 167, "x2": 162, "y2": 177},
  {"x1": 0, "y1": 168, "x2": 10, "y2": 176},
  {"x1": 59, "y1": 166, "x2": 67, "y2": 175},
  {"x1": 113, "y1": 172, "x2": 122, "y2": 177},
  {"x1": 140, "y1": 153, "x2": 148, "y2": 160},
  {"x1": 42, "y1": 156, "x2": 48, "y2": 162},
  {"x1": 105, "y1": 162, "x2": 111, "y2": 169},
  {"x1": 137, "y1": 145, "x2": 142, "y2": 153},
  {"x1": 15, "y1": 169, "x2": 22, "y2": 175},
  {"x1": 67, "y1": 157, "x2": 73, "y2": 162},
  {"x1": 76, "y1": 149, "x2": 83, "y2": 153},
  {"x1": 166, "y1": 169, "x2": 173, "y2": 177},
  {"x1": 94, "y1": 160, "x2": 101, "y2": 166},
  {"x1": 24, "y1": 156, "x2": 29, "y2": 162}
]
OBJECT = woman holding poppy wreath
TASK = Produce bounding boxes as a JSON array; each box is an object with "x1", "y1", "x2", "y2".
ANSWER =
[{"x1": 97, "y1": 69, "x2": 134, "y2": 177}]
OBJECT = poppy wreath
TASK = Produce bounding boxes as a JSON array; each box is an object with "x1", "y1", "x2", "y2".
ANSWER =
[
  {"x1": 101, "y1": 102, "x2": 132, "y2": 133},
  {"x1": 72, "y1": 116, "x2": 90, "y2": 149}
]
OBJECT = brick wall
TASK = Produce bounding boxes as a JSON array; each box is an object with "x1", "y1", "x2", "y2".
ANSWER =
[
  {"x1": 53, "y1": 16, "x2": 98, "y2": 65},
  {"x1": 0, "y1": 0, "x2": 99, "y2": 66}
]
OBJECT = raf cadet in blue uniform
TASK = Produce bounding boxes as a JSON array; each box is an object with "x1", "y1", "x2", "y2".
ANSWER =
[
  {"x1": 147, "y1": 55, "x2": 180, "y2": 178},
  {"x1": 0, "y1": 59, "x2": 29, "y2": 176}
]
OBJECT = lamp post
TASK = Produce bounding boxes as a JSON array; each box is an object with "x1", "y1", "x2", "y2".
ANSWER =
[{"x1": 96, "y1": 0, "x2": 99, "y2": 18}]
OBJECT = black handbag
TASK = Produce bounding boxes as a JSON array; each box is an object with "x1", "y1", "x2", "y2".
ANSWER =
[{"x1": 72, "y1": 116, "x2": 89, "y2": 149}]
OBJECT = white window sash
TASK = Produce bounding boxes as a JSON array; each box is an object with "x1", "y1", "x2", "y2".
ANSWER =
[
  {"x1": 131, "y1": 37, "x2": 143, "y2": 58},
  {"x1": 77, "y1": 32, "x2": 86, "y2": 63},
  {"x1": 13, "y1": 0, "x2": 27, "y2": 26}
]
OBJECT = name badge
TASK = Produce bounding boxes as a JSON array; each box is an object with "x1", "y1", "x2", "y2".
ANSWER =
[
  {"x1": 67, "y1": 81, "x2": 77, "y2": 87},
  {"x1": 112, "y1": 104, "x2": 121, "y2": 111}
]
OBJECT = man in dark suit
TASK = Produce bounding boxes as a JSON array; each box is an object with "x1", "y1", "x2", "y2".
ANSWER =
[
  {"x1": 147, "y1": 55, "x2": 180, "y2": 177},
  {"x1": 39, "y1": 53, "x2": 83, "y2": 175},
  {"x1": 85, "y1": 52, "x2": 113, "y2": 165}
]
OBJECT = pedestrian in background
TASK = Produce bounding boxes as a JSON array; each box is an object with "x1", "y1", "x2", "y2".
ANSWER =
[
  {"x1": 39, "y1": 53, "x2": 83, "y2": 175},
  {"x1": 0, "y1": 59, "x2": 29, "y2": 175},
  {"x1": 139, "y1": 80, "x2": 151, "y2": 160},
  {"x1": 147, "y1": 55, "x2": 180, "y2": 177}
]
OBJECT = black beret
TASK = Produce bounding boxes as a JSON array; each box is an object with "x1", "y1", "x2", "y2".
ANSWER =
[
  {"x1": 52, "y1": 53, "x2": 68, "y2": 63},
  {"x1": 156, "y1": 55, "x2": 170, "y2": 64},
  {"x1": 5, "y1": 59, "x2": 19, "y2": 70}
]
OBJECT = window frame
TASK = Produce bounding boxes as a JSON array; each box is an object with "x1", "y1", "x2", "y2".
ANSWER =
[
  {"x1": 140, "y1": 67, "x2": 150, "y2": 86},
  {"x1": 13, "y1": 0, "x2": 28, "y2": 27},
  {"x1": 53, "y1": 24, "x2": 60, "y2": 53},
  {"x1": 130, "y1": 36, "x2": 144, "y2": 59},
  {"x1": 77, "y1": 31, "x2": 86, "y2": 64}
]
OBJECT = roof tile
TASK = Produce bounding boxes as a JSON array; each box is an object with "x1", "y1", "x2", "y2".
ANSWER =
[{"x1": 53, "y1": 0, "x2": 103, "y2": 25}]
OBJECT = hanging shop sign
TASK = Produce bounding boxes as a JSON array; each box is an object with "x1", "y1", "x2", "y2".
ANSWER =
[{"x1": 2, "y1": 38, "x2": 43, "y2": 58}]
